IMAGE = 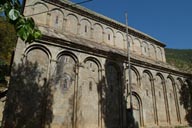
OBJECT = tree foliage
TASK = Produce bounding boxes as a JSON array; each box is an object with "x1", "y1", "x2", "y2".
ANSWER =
[
  {"x1": 0, "y1": 0, "x2": 42, "y2": 43},
  {"x1": 165, "y1": 48, "x2": 192, "y2": 73},
  {"x1": 0, "y1": 17, "x2": 17, "y2": 87}
]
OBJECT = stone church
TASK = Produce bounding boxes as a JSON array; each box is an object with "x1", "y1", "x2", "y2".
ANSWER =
[{"x1": 2, "y1": 0, "x2": 191, "y2": 128}]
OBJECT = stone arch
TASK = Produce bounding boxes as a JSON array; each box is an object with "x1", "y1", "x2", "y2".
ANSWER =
[
  {"x1": 155, "y1": 73, "x2": 168, "y2": 125},
  {"x1": 78, "y1": 58, "x2": 100, "y2": 128},
  {"x1": 104, "y1": 27, "x2": 114, "y2": 46},
  {"x1": 56, "y1": 50, "x2": 79, "y2": 64},
  {"x1": 149, "y1": 44, "x2": 156, "y2": 60},
  {"x1": 52, "y1": 51, "x2": 77, "y2": 127},
  {"x1": 176, "y1": 77, "x2": 184, "y2": 90},
  {"x1": 24, "y1": 44, "x2": 51, "y2": 86},
  {"x1": 133, "y1": 38, "x2": 141, "y2": 55},
  {"x1": 142, "y1": 70, "x2": 155, "y2": 126},
  {"x1": 56, "y1": 51, "x2": 78, "y2": 88},
  {"x1": 83, "y1": 56, "x2": 102, "y2": 70},
  {"x1": 156, "y1": 47, "x2": 162, "y2": 61},
  {"x1": 126, "y1": 66, "x2": 141, "y2": 89},
  {"x1": 49, "y1": 8, "x2": 64, "y2": 31},
  {"x1": 93, "y1": 23, "x2": 103, "y2": 43},
  {"x1": 32, "y1": 2, "x2": 49, "y2": 25},
  {"x1": 66, "y1": 14, "x2": 79, "y2": 34},
  {"x1": 166, "y1": 75, "x2": 179, "y2": 124},
  {"x1": 176, "y1": 77, "x2": 186, "y2": 123},
  {"x1": 79, "y1": 18, "x2": 92, "y2": 39},
  {"x1": 128, "y1": 35, "x2": 134, "y2": 51},
  {"x1": 142, "y1": 41, "x2": 149, "y2": 56},
  {"x1": 56, "y1": 52, "x2": 77, "y2": 82},
  {"x1": 24, "y1": 44, "x2": 52, "y2": 59},
  {"x1": 143, "y1": 70, "x2": 153, "y2": 79},
  {"x1": 127, "y1": 91, "x2": 144, "y2": 127},
  {"x1": 115, "y1": 31, "x2": 124, "y2": 49}
]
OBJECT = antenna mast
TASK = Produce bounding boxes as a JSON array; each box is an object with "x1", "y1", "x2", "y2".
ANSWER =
[{"x1": 125, "y1": 12, "x2": 133, "y2": 110}]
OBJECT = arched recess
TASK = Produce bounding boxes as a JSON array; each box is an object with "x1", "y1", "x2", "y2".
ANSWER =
[
  {"x1": 6, "y1": 44, "x2": 51, "y2": 128},
  {"x1": 49, "y1": 8, "x2": 64, "y2": 31},
  {"x1": 93, "y1": 23, "x2": 103, "y2": 43},
  {"x1": 83, "y1": 56, "x2": 102, "y2": 70},
  {"x1": 104, "y1": 27, "x2": 114, "y2": 46},
  {"x1": 149, "y1": 44, "x2": 156, "y2": 60},
  {"x1": 156, "y1": 47, "x2": 162, "y2": 61},
  {"x1": 142, "y1": 41, "x2": 149, "y2": 56},
  {"x1": 142, "y1": 70, "x2": 156, "y2": 126},
  {"x1": 166, "y1": 75, "x2": 179, "y2": 124},
  {"x1": 52, "y1": 51, "x2": 78, "y2": 128},
  {"x1": 115, "y1": 31, "x2": 124, "y2": 49},
  {"x1": 176, "y1": 77, "x2": 186, "y2": 123},
  {"x1": 24, "y1": 44, "x2": 51, "y2": 84},
  {"x1": 79, "y1": 18, "x2": 92, "y2": 39},
  {"x1": 125, "y1": 66, "x2": 141, "y2": 91},
  {"x1": 133, "y1": 38, "x2": 141, "y2": 55},
  {"x1": 56, "y1": 50, "x2": 79, "y2": 64},
  {"x1": 32, "y1": 2, "x2": 49, "y2": 25},
  {"x1": 128, "y1": 35, "x2": 133, "y2": 52},
  {"x1": 66, "y1": 14, "x2": 79, "y2": 34},
  {"x1": 104, "y1": 62, "x2": 123, "y2": 128},
  {"x1": 78, "y1": 57, "x2": 100, "y2": 128},
  {"x1": 127, "y1": 91, "x2": 144, "y2": 127},
  {"x1": 155, "y1": 73, "x2": 168, "y2": 125},
  {"x1": 24, "y1": 4, "x2": 34, "y2": 17}
]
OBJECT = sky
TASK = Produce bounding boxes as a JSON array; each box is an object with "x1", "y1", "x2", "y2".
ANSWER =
[{"x1": 71, "y1": 0, "x2": 192, "y2": 49}]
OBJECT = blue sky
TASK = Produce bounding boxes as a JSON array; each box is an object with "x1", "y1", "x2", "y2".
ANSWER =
[{"x1": 71, "y1": 0, "x2": 192, "y2": 49}]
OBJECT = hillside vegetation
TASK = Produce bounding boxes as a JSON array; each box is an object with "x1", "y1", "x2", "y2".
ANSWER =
[{"x1": 165, "y1": 48, "x2": 192, "y2": 74}]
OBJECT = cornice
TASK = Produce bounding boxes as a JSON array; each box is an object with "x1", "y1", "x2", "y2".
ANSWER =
[{"x1": 39, "y1": 35, "x2": 190, "y2": 78}]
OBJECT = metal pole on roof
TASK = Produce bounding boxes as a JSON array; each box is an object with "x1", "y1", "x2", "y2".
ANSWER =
[{"x1": 125, "y1": 12, "x2": 133, "y2": 111}]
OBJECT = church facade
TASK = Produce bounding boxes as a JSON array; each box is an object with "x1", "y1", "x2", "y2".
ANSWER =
[{"x1": 2, "y1": 0, "x2": 191, "y2": 128}]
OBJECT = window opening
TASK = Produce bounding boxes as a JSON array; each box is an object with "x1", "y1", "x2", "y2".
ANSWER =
[
  {"x1": 55, "y1": 15, "x2": 59, "y2": 24},
  {"x1": 64, "y1": 57, "x2": 68, "y2": 63},
  {"x1": 108, "y1": 34, "x2": 110, "y2": 40},
  {"x1": 85, "y1": 25, "x2": 87, "y2": 33},
  {"x1": 89, "y1": 81, "x2": 92, "y2": 91},
  {"x1": 89, "y1": 62, "x2": 92, "y2": 68},
  {"x1": 63, "y1": 79, "x2": 68, "y2": 89},
  {"x1": 146, "y1": 89, "x2": 149, "y2": 96},
  {"x1": 144, "y1": 47, "x2": 147, "y2": 53}
]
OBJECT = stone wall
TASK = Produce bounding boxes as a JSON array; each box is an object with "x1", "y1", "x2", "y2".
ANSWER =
[
  {"x1": 1, "y1": 0, "x2": 191, "y2": 128},
  {"x1": 24, "y1": 0, "x2": 166, "y2": 63}
]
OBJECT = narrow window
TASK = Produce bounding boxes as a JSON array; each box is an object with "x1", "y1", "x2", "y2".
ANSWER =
[
  {"x1": 159, "y1": 91, "x2": 161, "y2": 97},
  {"x1": 144, "y1": 47, "x2": 147, "y2": 53},
  {"x1": 89, "y1": 81, "x2": 92, "y2": 91},
  {"x1": 85, "y1": 25, "x2": 87, "y2": 33},
  {"x1": 89, "y1": 62, "x2": 92, "y2": 68},
  {"x1": 64, "y1": 57, "x2": 68, "y2": 63},
  {"x1": 108, "y1": 34, "x2": 110, "y2": 40},
  {"x1": 55, "y1": 15, "x2": 59, "y2": 24},
  {"x1": 146, "y1": 89, "x2": 149, "y2": 96}
]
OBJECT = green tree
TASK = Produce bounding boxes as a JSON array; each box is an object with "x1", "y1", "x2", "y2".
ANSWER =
[
  {"x1": 0, "y1": 0, "x2": 41, "y2": 43},
  {"x1": 0, "y1": 0, "x2": 42, "y2": 87}
]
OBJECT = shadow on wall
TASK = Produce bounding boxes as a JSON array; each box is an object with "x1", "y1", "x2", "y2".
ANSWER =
[
  {"x1": 2, "y1": 60, "x2": 53, "y2": 128},
  {"x1": 97, "y1": 59, "x2": 139, "y2": 128},
  {"x1": 126, "y1": 108, "x2": 139, "y2": 128},
  {"x1": 180, "y1": 78, "x2": 192, "y2": 126}
]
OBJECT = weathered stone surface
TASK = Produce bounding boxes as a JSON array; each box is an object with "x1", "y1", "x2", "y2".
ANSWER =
[{"x1": 1, "y1": 0, "x2": 191, "y2": 128}]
